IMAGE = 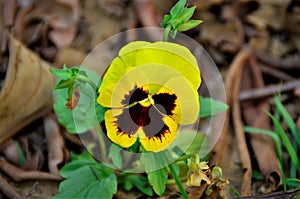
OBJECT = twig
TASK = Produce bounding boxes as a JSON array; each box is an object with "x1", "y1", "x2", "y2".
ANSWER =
[
  {"x1": 241, "y1": 55, "x2": 282, "y2": 190},
  {"x1": 0, "y1": 174, "x2": 22, "y2": 199},
  {"x1": 259, "y1": 64, "x2": 294, "y2": 81},
  {"x1": 0, "y1": 159, "x2": 62, "y2": 182},
  {"x1": 256, "y1": 51, "x2": 300, "y2": 69},
  {"x1": 210, "y1": 46, "x2": 252, "y2": 166},
  {"x1": 232, "y1": 51, "x2": 252, "y2": 197},
  {"x1": 239, "y1": 79, "x2": 300, "y2": 101}
]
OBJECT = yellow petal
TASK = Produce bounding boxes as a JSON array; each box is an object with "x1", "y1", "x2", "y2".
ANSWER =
[
  {"x1": 153, "y1": 76, "x2": 199, "y2": 125},
  {"x1": 97, "y1": 41, "x2": 201, "y2": 108},
  {"x1": 139, "y1": 116, "x2": 178, "y2": 152},
  {"x1": 104, "y1": 109, "x2": 137, "y2": 148},
  {"x1": 119, "y1": 41, "x2": 201, "y2": 90}
]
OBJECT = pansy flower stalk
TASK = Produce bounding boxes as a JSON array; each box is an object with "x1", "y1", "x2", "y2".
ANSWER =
[{"x1": 97, "y1": 41, "x2": 201, "y2": 152}]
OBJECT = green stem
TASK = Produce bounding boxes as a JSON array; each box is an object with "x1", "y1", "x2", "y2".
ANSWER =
[
  {"x1": 168, "y1": 164, "x2": 189, "y2": 199},
  {"x1": 163, "y1": 25, "x2": 171, "y2": 42},
  {"x1": 76, "y1": 75, "x2": 97, "y2": 90}
]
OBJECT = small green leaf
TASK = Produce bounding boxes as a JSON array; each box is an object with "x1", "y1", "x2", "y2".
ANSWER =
[
  {"x1": 55, "y1": 79, "x2": 73, "y2": 89},
  {"x1": 53, "y1": 165, "x2": 117, "y2": 199},
  {"x1": 275, "y1": 95, "x2": 300, "y2": 147},
  {"x1": 265, "y1": 111, "x2": 300, "y2": 173},
  {"x1": 177, "y1": 20, "x2": 203, "y2": 31},
  {"x1": 108, "y1": 144, "x2": 123, "y2": 169},
  {"x1": 15, "y1": 140, "x2": 25, "y2": 166},
  {"x1": 147, "y1": 167, "x2": 168, "y2": 196},
  {"x1": 53, "y1": 67, "x2": 100, "y2": 133},
  {"x1": 59, "y1": 151, "x2": 98, "y2": 178},
  {"x1": 170, "y1": 29, "x2": 178, "y2": 39},
  {"x1": 50, "y1": 68, "x2": 71, "y2": 79},
  {"x1": 170, "y1": 0, "x2": 186, "y2": 16},
  {"x1": 199, "y1": 97, "x2": 228, "y2": 118},
  {"x1": 122, "y1": 175, "x2": 153, "y2": 196},
  {"x1": 122, "y1": 179, "x2": 134, "y2": 191},
  {"x1": 95, "y1": 102, "x2": 107, "y2": 123},
  {"x1": 161, "y1": 14, "x2": 171, "y2": 27},
  {"x1": 179, "y1": 6, "x2": 196, "y2": 23}
]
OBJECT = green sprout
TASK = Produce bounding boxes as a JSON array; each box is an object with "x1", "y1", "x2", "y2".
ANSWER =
[{"x1": 161, "y1": 0, "x2": 203, "y2": 41}]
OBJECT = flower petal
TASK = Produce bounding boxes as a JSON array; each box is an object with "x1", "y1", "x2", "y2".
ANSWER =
[
  {"x1": 139, "y1": 116, "x2": 178, "y2": 152},
  {"x1": 97, "y1": 41, "x2": 201, "y2": 108},
  {"x1": 153, "y1": 76, "x2": 199, "y2": 125},
  {"x1": 119, "y1": 41, "x2": 201, "y2": 90},
  {"x1": 104, "y1": 109, "x2": 137, "y2": 148}
]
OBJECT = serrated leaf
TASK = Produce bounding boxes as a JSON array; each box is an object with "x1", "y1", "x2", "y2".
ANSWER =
[
  {"x1": 177, "y1": 20, "x2": 203, "y2": 32},
  {"x1": 170, "y1": 0, "x2": 186, "y2": 16},
  {"x1": 179, "y1": 6, "x2": 196, "y2": 23},
  {"x1": 122, "y1": 175, "x2": 153, "y2": 196},
  {"x1": 108, "y1": 144, "x2": 123, "y2": 169},
  {"x1": 53, "y1": 165, "x2": 117, "y2": 199},
  {"x1": 199, "y1": 97, "x2": 228, "y2": 118},
  {"x1": 60, "y1": 151, "x2": 98, "y2": 178}
]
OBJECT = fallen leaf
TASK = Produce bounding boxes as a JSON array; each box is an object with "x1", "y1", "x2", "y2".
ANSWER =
[{"x1": 0, "y1": 36, "x2": 55, "y2": 145}]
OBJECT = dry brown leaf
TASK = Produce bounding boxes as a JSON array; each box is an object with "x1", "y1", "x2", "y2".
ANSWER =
[
  {"x1": 200, "y1": 22, "x2": 243, "y2": 54},
  {"x1": 44, "y1": 114, "x2": 65, "y2": 176},
  {"x1": 0, "y1": 36, "x2": 55, "y2": 145},
  {"x1": 247, "y1": 0, "x2": 291, "y2": 30},
  {"x1": 83, "y1": 0, "x2": 128, "y2": 48}
]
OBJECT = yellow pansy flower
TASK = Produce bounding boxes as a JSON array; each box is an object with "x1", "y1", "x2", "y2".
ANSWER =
[{"x1": 97, "y1": 41, "x2": 201, "y2": 152}]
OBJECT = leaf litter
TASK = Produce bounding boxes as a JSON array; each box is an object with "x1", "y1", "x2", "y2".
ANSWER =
[{"x1": 0, "y1": 0, "x2": 300, "y2": 198}]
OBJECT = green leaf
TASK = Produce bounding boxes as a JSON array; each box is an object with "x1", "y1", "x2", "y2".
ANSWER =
[
  {"x1": 170, "y1": 29, "x2": 178, "y2": 39},
  {"x1": 55, "y1": 79, "x2": 73, "y2": 89},
  {"x1": 170, "y1": 0, "x2": 186, "y2": 16},
  {"x1": 53, "y1": 165, "x2": 117, "y2": 199},
  {"x1": 177, "y1": 20, "x2": 203, "y2": 32},
  {"x1": 170, "y1": 128, "x2": 204, "y2": 155},
  {"x1": 265, "y1": 111, "x2": 300, "y2": 173},
  {"x1": 108, "y1": 144, "x2": 123, "y2": 169},
  {"x1": 199, "y1": 97, "x2": 228, "y2": 118},
  {"x1": 161, "y1": 14, "x2": 171, "y2": 27},
  {"x1": 122, "y1": 175, "x2": 153, "y2": 196},
  {"x1": 15, "y1": 140, "x2": 25, "y2": 166},
  {"x1": 140, "y1": 150, "x2": 172, "y2": 172},
  {"x1": 147, "y1": 167, "x2": 168, "y2": 196},
  {"x1": 53, "y1": 67, "x2": 100, "y2": 133},
  {"x1": 275, "y1": 96, "x2": 300, "y2": 147},
  {"x1": 95, "y1": 102, "x2": 107, "y2": 123},
  {"x1": 50, "y1": 68, "x2": 71, "y2": 79},
  {"x1": 179, "y1": 6, "x2": 196, "y2": 23},
  {"x1": 59, "y1": 151, "x2": 98, "y2": 178}
]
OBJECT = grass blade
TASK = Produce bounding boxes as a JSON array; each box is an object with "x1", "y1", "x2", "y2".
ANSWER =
[
  {"x1": 265, "y1": 111, "x2": 300, "y2": 173},
  {"x1": 275, "y1": 96, "x2": 300, "y2": 148}
]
